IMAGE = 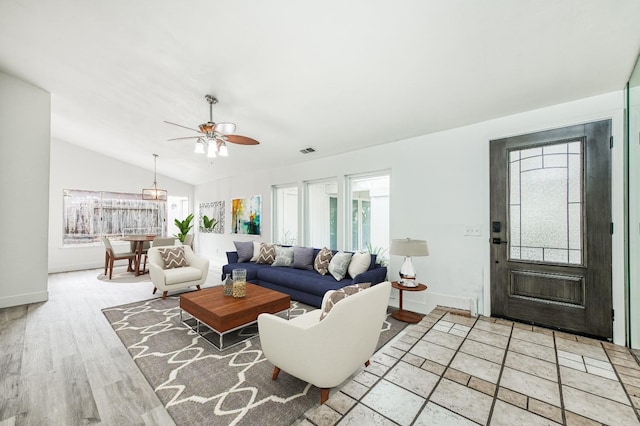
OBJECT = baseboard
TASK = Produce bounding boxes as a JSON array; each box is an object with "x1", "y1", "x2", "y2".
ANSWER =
[
  {"x1": 0, "y1": 291, "x2": 49, "y2": 309},
  {"x1": 48, "y1": 262, "x2": 105, "y2": 274},
  {"x1": 389, "y1": 290, "x2": 480, "y2": 317}
]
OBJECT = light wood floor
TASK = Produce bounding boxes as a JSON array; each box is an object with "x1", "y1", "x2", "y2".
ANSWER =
[{"x1": 0, "y1": 265, "x2": 220, "y2": 426}]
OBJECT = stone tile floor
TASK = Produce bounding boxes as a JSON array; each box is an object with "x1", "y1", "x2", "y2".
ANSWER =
[{"x1": 300, "y1": 306, "x2": 640, "y2": 425}]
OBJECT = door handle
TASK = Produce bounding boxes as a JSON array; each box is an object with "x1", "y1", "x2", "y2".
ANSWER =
[{"x1": 492, "y1": 238, "x2": 508, "y2": 244}]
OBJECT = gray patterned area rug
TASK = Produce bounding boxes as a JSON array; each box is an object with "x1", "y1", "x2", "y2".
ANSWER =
[{"x1": 102, "y1": 294, "x2": 407, "y2": 426}]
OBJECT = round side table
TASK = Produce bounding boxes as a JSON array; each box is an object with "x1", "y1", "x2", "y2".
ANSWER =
[{"x1": 391, "y1": 281, "x2": 428, "y2": 323}]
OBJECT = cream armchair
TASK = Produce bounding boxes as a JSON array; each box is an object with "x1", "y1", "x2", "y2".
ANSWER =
[
  {"x1": 258, "y1": 281, "x2": 392, "y2": 404},
  {"x1": 147, "y1": 245, "x2": 209, "y2": 299}
]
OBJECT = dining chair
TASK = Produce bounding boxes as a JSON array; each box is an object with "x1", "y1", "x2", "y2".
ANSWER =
[
  {"x1": 102, "y1": 237, "x2": 137, "y2": 279},
  {"x1": 152, "y1": 237, "x2": 176, "y2": 247}
]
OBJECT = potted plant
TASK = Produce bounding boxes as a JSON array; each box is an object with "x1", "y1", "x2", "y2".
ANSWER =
[{"x1": 174, "y1": 213, "x2": 194, "y2": 243}]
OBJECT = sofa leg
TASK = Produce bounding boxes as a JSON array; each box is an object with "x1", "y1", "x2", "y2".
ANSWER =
[
  {"x1": 272, "y1": 366, "x2": 280, "y2": 380},
  {"x1": 320, "y1": 388, "x2": 330, "y2": 404},
  {"x1": 153, "y1": 287, "x2": 157, "y2": 294},
  {"x1": 365, "y1": 360, "x2": 370, "y2": 367},
  {"x1": 162, "y1": 291, "x2": 168, "y2": 299},
  {"x1": 196, "y1": 285, "x2": 201, "y2": 290}
]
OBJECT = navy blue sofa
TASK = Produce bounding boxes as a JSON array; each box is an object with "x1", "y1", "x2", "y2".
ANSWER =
[{"x1": 222, "y1": 248, "x2": 388, "y2": 308}]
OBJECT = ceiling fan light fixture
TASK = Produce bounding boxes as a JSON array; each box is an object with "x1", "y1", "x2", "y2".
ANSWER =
[
  {"x1": 218, "y1": 141, "x2": 229, "y2": 157},
  {"x1": 165, "y1": 94, "x2": 260, "y2": 157},
  {"x1": 207, "y1": 142, "x2": 217, "y2": 158},
  {"x1": 215, "y1": 122, "x2": 236, "y2": 135},
  {"x1": 194, "y1": 139, "x2": 205, "y2": 154}
]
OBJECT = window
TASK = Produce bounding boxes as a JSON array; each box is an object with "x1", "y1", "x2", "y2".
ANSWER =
[
  {"x1": 305, "y1": 179, "x2": 338, "y2": 250},
  {"x1": 63, "y1": 189, "x2": 167, "y2": 246},
  {"x1": 509, "y1": 142, "x2": 583, "y2": 264},
  {"x1": 273, "y1": 185, "x2": 299, "y2": 245},
  {"x1": 348, "y1": 172, "x2": 390, "y2": 263}
]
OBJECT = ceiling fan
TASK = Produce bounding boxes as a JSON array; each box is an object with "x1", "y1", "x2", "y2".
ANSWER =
[{"x1": 164, "y1": 95, "x2": 259, "y2": 158}]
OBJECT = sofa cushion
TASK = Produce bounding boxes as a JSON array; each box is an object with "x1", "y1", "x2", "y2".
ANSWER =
[
  {"x1": 163, "y1": 266, "x2": 202, "y2": 285},
  {"x1": 329, "y1": 251, "x2": 353, "y2": 281},
  {"x1": 159, "y1": 247, "x2": 188, "y2": 269},
  {"x1": 319, "y1": 282, "x2": 371, "y2": 320},
  {"x1": 272, "y1": 246, "x2": 294, "y2": 267},
  {"x1": 314, "y1": 247, "x2": 333, "y2": 275},
  {"x1": 292, "y1": 246, "x2": 315, "y2": 270},
  {"x1": 234, "y1": 241, "x2": 254, "y2": 262},
  {"x1": 257, "y1": 243, "x2": 276, "y2": 264},
  {"x1": 250, "y1": 241, "x2": 261, "y2": 261},
  {"x1": 348, "y1": 251, "x2": 371, "y2": 278},
  {"x1": 256, "y1": 267, "x2": 348, "y2": 296}
]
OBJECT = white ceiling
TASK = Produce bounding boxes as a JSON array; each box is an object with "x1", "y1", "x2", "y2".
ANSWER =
[{"x1": 1, "y1": 1, "x2": 639, "y2": 185}]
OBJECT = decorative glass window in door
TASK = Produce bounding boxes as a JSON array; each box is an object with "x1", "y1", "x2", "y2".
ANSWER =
[{"x1": 509, "y1": 141, "x2": 583, "y2": 264}]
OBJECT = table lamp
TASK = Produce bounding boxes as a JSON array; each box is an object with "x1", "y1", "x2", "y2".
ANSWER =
[{"x1": 390, "y1": 238, "x2": 429, "y2": 287}]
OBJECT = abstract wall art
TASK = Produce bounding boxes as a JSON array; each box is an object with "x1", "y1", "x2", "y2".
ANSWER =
[{"x1": 231, "y1": 195, "x2": 261, "y2": 235}]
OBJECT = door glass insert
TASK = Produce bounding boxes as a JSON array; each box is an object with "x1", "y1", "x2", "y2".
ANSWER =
[{"x1": 509, "y1": 140, "x2": 583, "y2": 264}]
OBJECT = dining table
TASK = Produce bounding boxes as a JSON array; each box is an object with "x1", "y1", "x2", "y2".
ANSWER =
[{"x1": 122, "y1": 235, "x2": 156, "y2": 276}]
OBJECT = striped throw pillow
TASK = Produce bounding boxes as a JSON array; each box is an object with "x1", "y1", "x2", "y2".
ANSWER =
[{"x1": 159, "y1": 247, "x2": 188, "y2": 269}]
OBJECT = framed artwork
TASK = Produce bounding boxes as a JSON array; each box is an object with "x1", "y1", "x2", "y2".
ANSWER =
[
  {"x1": 231, "y1": 195, "x2": 261, "y2": 235},
  {"x1": 199, "y1": 201, "x2": 225, "y2": 234}
]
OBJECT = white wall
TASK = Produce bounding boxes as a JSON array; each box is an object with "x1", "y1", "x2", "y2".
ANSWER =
[
  {"x1": 628, "y1": 79, "x2": 640, "y2": 348},
  {"x1": 48, "y1": 139, "x2": 195, "y2": 272},
  {"x1": 0, "y1": 72, "x2": 50, "y2": 308},
  {"x1": 195, "y1": 91, "x2": 626, "y2": 344}
]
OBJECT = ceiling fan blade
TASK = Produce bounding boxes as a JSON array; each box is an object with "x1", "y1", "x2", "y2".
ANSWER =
[
  {"x1": 215, "y1": 122, "x2": 236, "y2": 135},
  {"x1": 226, "y1": 134, "x2": 260, "y2": 145},
  {"x1": 163, "y1": 121, "x2": 203, "y2": 134},
  {"x1": 167, "y1": 136, "x2": 202, "y2": 141}
]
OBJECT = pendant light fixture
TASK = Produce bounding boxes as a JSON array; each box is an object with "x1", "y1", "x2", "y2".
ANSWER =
[{"x1": 142, "y1": 154, "x2": 168, "y2": 201}]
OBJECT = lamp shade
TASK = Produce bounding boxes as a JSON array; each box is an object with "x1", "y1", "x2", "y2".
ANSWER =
[{"x1": 390, "y1": 238, "x2": 429, "y2": 257}]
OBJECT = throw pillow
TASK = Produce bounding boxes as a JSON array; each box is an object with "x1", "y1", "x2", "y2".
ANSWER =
[
  {"x1": 256, "y1": 243, "x2": 276, "y2": 264},
  {"x1": 292, "y1": 246, "x2": 314, "y2": 270},
  {"x1": 250, "y1": 241, "x2": 261, "y2": 262},
  {"x1": 348, "y1": 251, "x2": 371, "y2": 278},
  {"x1": 314, "y1": 247, "x2": 333, "y2": 275},
  {"x1": 328, "y1": 251, "x2": 353, "y2": 281},
  {"x1": 272, "y1": 246, "x2": 294, "y2": 267},
  {"x1": 159, "y1": 246, "x2": 188, "y2": 269},
  {"x1": 234, "y1": 241, "x2": 254, "y2": 262},
  {"x1": 319, "y1": 282, "x2": 371, "y2": 321}
]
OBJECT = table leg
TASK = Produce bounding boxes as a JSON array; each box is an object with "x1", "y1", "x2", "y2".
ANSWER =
[
  {"x1": 134, "y1": 241, "x2": 143, "y2": 276},
  {"x1": 391, "y1": 288, "x2": 422, "y2": 323}
]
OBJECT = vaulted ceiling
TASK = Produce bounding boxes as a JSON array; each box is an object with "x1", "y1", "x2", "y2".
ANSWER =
[{"x1": 1, "y1": 1, "x2": 639, "y2": 184}]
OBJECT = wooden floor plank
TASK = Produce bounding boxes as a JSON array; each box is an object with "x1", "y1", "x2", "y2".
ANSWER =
[{"x1": 0, "y1": 266, "x2": 220, "y2": 425}]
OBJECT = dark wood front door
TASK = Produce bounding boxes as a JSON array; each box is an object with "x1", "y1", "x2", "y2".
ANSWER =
[{"x1": 490, "y1": 120, "x2": 612, "y2": 340}]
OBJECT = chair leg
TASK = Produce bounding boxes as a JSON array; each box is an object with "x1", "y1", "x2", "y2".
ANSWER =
[
  {"x1": 320, "y1": 388, "x2": 330, "y2": 404},
  {"x1": 272, "y1": 366, "x2": 281, "y2": 380},
  {"x1": 365, "y1": 360, "x2": 370, "y2": 367},
  {"x1": 109, "y1": 258, "x2": 114, "y2": 279},
  {"x1": 104, "y1": 253, "x2": 109, "y2": 276},
  {"x1": 127, "y1": 258, "x2": 133, "y2": 272},
  {"x1": 162, "y1": 291, "x2": 168, "y2": 299},
  {"x1": 196, "y1": 285, "x2": 201, "y2": 291},
  {"x1": 153, "y1": 287, "x2": 157, "y2": 294},
  {"x1": 142, "y1": 255, "x2": 147, "y2": 272}
]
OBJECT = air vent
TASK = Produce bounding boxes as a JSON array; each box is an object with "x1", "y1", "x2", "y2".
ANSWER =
[{"x1": 299, "y1": 147, "x2": 316, "y2": 154}]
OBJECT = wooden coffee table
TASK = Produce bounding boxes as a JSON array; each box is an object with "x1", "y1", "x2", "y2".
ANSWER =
[{"x1": 180, "y1": 283, "x2": 291, "y2": 350}]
